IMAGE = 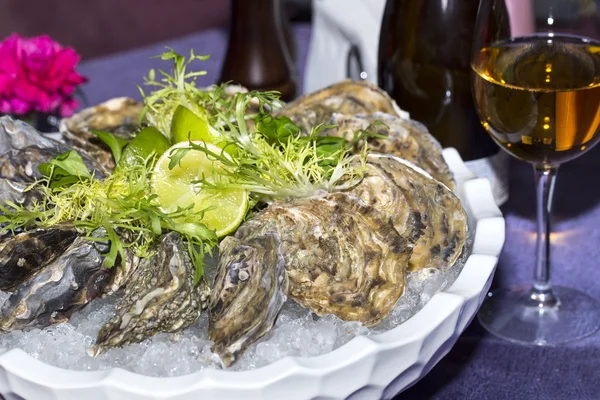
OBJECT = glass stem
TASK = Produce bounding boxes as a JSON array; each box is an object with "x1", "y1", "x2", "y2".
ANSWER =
[{"x1": 530, "y1": 166, "x2": 559, "y2": 307}]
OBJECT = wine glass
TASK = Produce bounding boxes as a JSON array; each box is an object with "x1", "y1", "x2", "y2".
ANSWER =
[{"x1": 471, "y1": 0, "x2": 600, "y2": 345}]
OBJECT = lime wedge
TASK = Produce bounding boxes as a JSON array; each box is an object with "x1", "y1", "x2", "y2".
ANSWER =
[
  {"x1": 117, "y1": 126, "x2": 171, "y2": 170},
  {"x1": 170, "y1": 105, "x2": 236, "y2": 155},
  {"x1": 152, "y1": 142, "x2": 248, "y2": 237},
  {"x1": 171, "y1": 105, "x2": 213, "y2": 143}
]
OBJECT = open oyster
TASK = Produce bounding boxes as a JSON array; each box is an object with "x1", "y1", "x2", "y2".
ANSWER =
[
  {"x1": 60, "y1": 97, "x2": 143, "y2": 170},
  {"x1": 354, "y1": 155, "x2": 467, "y2": 272},
  {"x1": 0, "y1": 226, "x2": 79, "y2": 291},
  {"x1": 235, "y1": 191, "x2": 411, "y2": 326},
  {"x1": 209, "y1": 234, "x2": 288, "y2": 366},
  {"x1": 277, "y1": 80, "x2": 409, "y2": 132},
  {"x1": 0, "y1": 234, "x2": 112, "y2": 331},
  {"x1": 91, "y1": 233, "x2": 210, "y2": 356},
  {"x1": 0, "y1": 116, "x2": 107, "y2": 182},
  {"x1": 326, "y1": 113, "x2": 454, "y2": 189}
]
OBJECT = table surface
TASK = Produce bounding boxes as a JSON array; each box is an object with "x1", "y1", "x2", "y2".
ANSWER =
[{"x1": 77, "y1": 24, "x2": 600, "y2": 400}]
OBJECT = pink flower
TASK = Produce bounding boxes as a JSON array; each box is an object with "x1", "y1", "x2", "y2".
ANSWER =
[{"x1": 0, "y1": 33, "x2": 87, "y2": 117}]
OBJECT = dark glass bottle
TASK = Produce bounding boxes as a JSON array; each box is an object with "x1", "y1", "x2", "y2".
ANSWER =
[
  {"x1": 219, "y1": 0, "x2": 297, "y2": 101},
  {"x1": 378, "y1": 0, "x2": 509, "y2": 204},
  {"x1": 378, "y1": 0, "x2": 499, "y2": 159}
]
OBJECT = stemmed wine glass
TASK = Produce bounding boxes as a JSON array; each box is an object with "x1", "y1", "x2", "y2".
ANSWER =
[{"x1": 471, "y1": 0, "x2": 600, "y2": 344}]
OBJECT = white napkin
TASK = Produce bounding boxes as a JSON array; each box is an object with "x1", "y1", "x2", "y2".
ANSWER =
[{"x1": 303, "y1": 0, "x2": 386, "y2": 94}]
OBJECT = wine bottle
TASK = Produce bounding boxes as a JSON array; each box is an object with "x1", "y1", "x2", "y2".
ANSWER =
[
  {"x1": 219, "y1": 0, "x2": 297, "y2": 102},
  {"x1": 378, "y1": 0, "x2": 509, "y2": 205}
]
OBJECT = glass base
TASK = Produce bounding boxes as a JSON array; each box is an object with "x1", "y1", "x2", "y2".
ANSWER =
[{"x1": 477, "y1": 285, "x2": 600, "y2": 345}]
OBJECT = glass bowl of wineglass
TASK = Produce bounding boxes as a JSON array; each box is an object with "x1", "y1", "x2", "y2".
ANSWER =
[{"x1": 471, "y1": 0, "x2": 600, "y2": 345}]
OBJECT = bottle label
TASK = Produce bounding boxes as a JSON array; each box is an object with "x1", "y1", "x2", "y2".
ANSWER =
[{"x1": 464, "y1": 151, "x2": 510, "y2": 206}]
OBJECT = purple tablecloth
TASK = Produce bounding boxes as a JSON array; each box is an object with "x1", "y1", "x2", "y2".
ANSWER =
[{"x1": 77, "y1": 24, "x2": 600, "y2": 400}]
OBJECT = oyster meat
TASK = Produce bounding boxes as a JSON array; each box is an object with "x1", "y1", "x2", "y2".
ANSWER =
[
  {"x1": 60, "y1": 97, "x2": 143, "y2": 170},
  {"x1": 0, "y1": 234, "x2": 112, "y2": 331},
  {"x1": 209, "y1": 234, "x2": 288, "y2": 366},
  {"x1": 0, "y1": 116, "x2": 107, "y2": 182},
  {"x1": 277, "y1": 80, "x2": 409, "y2": 132},
  {"x1": 91, "y1": 232, "x2": 210, "y2": 355},
  {"x1": 350, "y1": 154, "x2": 467, "y2": 272},
  {"x1": 327, "y1": 113, "x2": 454, "y2": 189},
  {"x1": 234, "y1": 192, "x2": 411, "y2": 326},
  {"x1": 0, "y1": 226, "x2": 79, "y2": 291}
]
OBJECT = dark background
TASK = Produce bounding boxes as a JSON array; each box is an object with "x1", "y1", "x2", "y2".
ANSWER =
[{"x1": 0, "y1": 0, "x2": 312, "y2": 60}]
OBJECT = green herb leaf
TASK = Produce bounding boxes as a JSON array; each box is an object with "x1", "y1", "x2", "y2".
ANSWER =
[
  {"x1": 91, "y1": 129, "x2": 129, "y2": 164},
  {"x1": 38, "y1": 150, "x2": 92, "y2": 188},
  {"x1": 255, "y1": 114, "x2": 300, "y2": 144},
  {"x1": 102, "y1": 223, "x2": 126, "y2": 268}
]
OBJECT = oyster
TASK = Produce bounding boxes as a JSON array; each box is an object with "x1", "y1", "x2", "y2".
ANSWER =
[
  {"x1": 0, "y1": 226, "x2": 79, "y2": 291},
  {"x1": 234, "y1": 192, "x2": 411, "y2": 327},
  {"x1": 0, "y1": 116, "x2": 107, "y2": 182},
  {"x1": 0, "y1": 179, "x2": 41, "y2": 211},
  {"x1": 209, "y1": 234, "x2": 288, "y2": 366},
  {"x1": 327, "y1": 113, "x2": 454, "y2": 189},
  {"x1": 91, "y1": 233, "x2": 210, "y2": 355},
  {"x1": 350, "y1": 155, "x2": 467, "y2": 272},
  {"x1": 60, "y1": 97, "x2": 143, "y2": 170},
  {"x1": 0, "y1": 117, "x2": 60, "y2": 154},
  {"x1": 101, "y1": 250, "x2": 142, "y2": 297},
  {"x1": 277, "y1": 80, "x2": 409, "y2": 132},
  {"x1": 0, "y1": 234, "x2": 112, "y2": 331}
]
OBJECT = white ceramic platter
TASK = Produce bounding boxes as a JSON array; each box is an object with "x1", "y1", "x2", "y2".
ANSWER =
[{"x1": 0, "y1": 148, "x2": 505, "y2": 400}]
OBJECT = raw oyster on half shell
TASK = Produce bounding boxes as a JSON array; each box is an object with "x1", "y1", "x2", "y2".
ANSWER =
[
  {"x1": 277, "y1": 80, "x2": 409, "y2": 131},
  {"x1": 0, "y1": 226, "x2": 79, "y2": 291},
  {"x1": 91, "y1": 232, "x2": 210, "y2": 356},
  {"x1": 327, "y1": 113, "x2": 454, "y2": 189},
  {"x1": 233, "y1": 192, "x2": 411, "y2": 326},
  {"x1": 0, "y1": 234, "x2": 112, "y2": 331},
  {"x1": 210, "y1": 191, "x2": 411, "y2": 365},
  {"x1": 209, "y1": 234, "x2": 288, "y2": 366},
  {"x1": 348, "y1": 154, "x2": 467, "y2": 272},
  {"x1": 0, "y1": 116, "x2": 107, "y2": 182},
  {"x1": 275, "y1": 81, "x2": 454, "y2": 188}
]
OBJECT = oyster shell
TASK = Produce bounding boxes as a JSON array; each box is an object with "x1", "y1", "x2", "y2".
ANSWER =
[
  {"x1": 277, "y1": 80, "x2": 409, "y2": 132},
  {"x1": 0, "y1": 117, "x2": 59, "y2": 154},
  {"x1": 326, "y1": 113, "x2": 454, "y2": 189},
  {"x1": 101, "y1": 250, "x2": 141, "y2": 297},
  {"x1": 0, "y1": 116, "x2": 107, "y2": 182},
  {"x1": 352, "y1": 155, "x2": 467, "y2": 272},
  {"x1": 90, "y1": 233, "x2": 210, "y2": 355},
  {"x1": 0, "y1": 179, "x2": 41, "y2": 211},
  {"x1": 234, "y1": 192, "x2": 411, "y2": 327},
  {"x1": 0, "y1": 235, "x2": 112, "y2": 331},
  {"x1": 0, "y1": 226, "x2": 79, "y2": 291},
  {"x1": 60, "y1": 97, "x2": 143, "y2": 170},
  {"x1": 209, "y1": 234, "x2": 288, "y2": 366}
]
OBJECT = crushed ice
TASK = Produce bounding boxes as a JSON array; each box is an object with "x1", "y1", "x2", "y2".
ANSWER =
[{"x1": 0, "y1": 240, "x2": 470, "y2": 377}]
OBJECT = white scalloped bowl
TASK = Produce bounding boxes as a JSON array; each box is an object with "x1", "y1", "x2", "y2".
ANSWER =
[{"x1": 0, "y1": 148, "x2": 505, "y2": 400}]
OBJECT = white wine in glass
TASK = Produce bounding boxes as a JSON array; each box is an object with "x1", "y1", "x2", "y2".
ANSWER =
[{"x1": 472, "y1": 0, "x2": 600, "y2": 345}]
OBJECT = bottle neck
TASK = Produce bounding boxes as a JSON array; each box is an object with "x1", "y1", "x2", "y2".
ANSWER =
[
  {"x1": 229, "y1": 0, "x2": 279, "y2": 32},
  {"x1": 220, "y1": 0, "x2": 297, "y2": 100}
]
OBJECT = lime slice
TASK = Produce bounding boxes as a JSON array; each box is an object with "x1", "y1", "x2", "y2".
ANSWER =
[
  {"x1": 152, "y1": 142, "x2": 248, "y2": 237},
  {"x1": 118, "y1": 126, "x2": 171, "y2": 170}
]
